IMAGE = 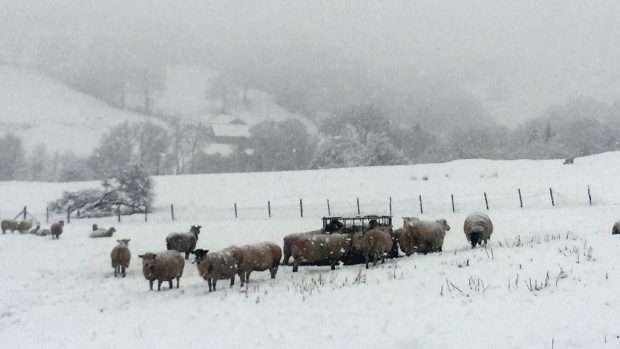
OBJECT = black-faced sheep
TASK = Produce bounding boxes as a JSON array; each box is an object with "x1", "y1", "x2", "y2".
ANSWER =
[
  {"x1": 612, "y1": 221, "x2": 620, "y2": 235},
  {"x1": 358, "y1": 229, "x2": 393, "y2": 269},
  {"x1": 191, "y1": 247, "x2": 238, "y2": 292},
  {"x1": 230, "y1": 242, "x2": 282, "y2": 287},
  {"x1": 291, "y1": 233, "x2": 353, "y2": 272},
  {"x1": 51, "y1": 221, "x2": 64, "y2": 239},
  {"x1": 111, "y1": 239, "x2": 131, "y2": 277},
  {"x1": 282, "y1": 229, "x2": 322, "y2": 265},
  {"x1": 463, "y1": 212, "x2": 494, "y2": 247},
  {"x1": 138, "y1": 251, "x2": 185, "y2": 291},
  {"x1": 166, "y1": 225, "x2": 201, "y2": 259},
  {"x1": 402, "y1": 219, "x2": 450, "y2": 254},
  {"x1": 89, "y1": 227, "x2": 116, "y2": 238}
]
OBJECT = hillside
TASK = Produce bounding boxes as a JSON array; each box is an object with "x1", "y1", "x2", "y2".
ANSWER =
[{"x1": 1, "y1": 153, "x2": 620, "y2": 348}]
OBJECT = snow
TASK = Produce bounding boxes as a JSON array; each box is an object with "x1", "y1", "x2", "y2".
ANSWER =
[
  {"x1": 0, "y1": 65, "x2": 164, "y2": 156},
  {"x1": 2, "y1": 153, "x2": 620, "y2": 348}
]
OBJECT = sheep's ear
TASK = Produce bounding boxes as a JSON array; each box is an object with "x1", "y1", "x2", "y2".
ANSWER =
[
  {"x1": 138, "y1": 254, "x2": 144, "y2": 259},
  {"x1": 205, "y1": 249, "x2": 209, "y2": 254},
  {"x1": 126, "y1": 239, "x2": 131, "y2": 242}
]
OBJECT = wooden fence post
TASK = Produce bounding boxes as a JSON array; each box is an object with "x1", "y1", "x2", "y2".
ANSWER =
[
  {"x1": 356, "y1": 197, "x2": 360, "y2": 215},
  {"x1": 234, "y1": 203, "x2": 238, "y2": 218},
  {"x1": 587, "y1": 186, "x2": 592, "y2": 206},
  {"x1": 419, "y1": 195, "x2": 423, "y2": 214},
  {"x1": 144, "y1": 207, "x2": 148, "y2": 222},
  {"x1": 268, "y1": 201, "x2": 271, "y2": 218},
  {"x1": 389, "y1": 197, "x2": 392, "y2": 216},
  {"x1": 67, "y1": 209, "x2": 71, "y2": 224},
  {"x1": 299, "y1": 199, "x2": 303, "y2": 218},
  {"x1": 549, "y1": 188, "x2": 555, "y2": 207},
  {"x1": 484, "y1": 192, "x2": 489, "y2": 210},
  {"x1": 23, "y1": 206, "x2": 27, "y2": 220},
  {"x1": 327, "y1": 199, "x2": 331, "y2": 216},
  {"x1": 170, "y1": 204, "x2": 175, "y2": 221},
  {"x1": 117, "y1": 206, "x2": 121, "y2": 223},
  {"x1": 518, "y1": 188, "x2": 523, "y2": 208},
  {"x1": 46, "y1": 206, "x2": 49, "y2": 224},
  {"x1": 451, "y1": 194, "x2": 455, "y2": 213}
]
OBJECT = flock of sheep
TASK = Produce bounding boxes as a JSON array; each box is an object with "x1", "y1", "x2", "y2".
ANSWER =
[{"x1": 4, "y1": 212, "x2": 618, "y2": 292}]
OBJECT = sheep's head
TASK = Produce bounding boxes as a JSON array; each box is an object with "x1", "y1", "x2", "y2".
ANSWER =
[
  {"x1": 191, "y1": 249, "x2": 209, "y2": 264},
  {"x1": 438, "y1": 219, "x2": 450, "y2": 231},
  {"x1": 190, "y1": 225, "x2": 202, "y2": 236},
  {"x1": 117, "y1": 239, "x2": 130, "y2": 247},
  {"x1": 109, "y1": 227, "x2": 117, "y2": 235},
  {"x1": 139, "y1": 253, "x2": 157, "y2": 277},
  {"x1": 59, "y1": 221, "x2": 65, "y2": 226}
]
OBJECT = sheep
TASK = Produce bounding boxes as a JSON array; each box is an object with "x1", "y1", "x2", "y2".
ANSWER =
[
  {"x1": 138, "y1": 250, "x2": 185, "y2": 291},
  {"x1": 291, "y1": 233, "x2": 353, "y2": 272},
  {"x1": 613, "y1": 221, "x2": 620, "y2": 235},
  {"x1": 29, "y1": 224, "x2": 41, "y2": 235},
  {"x1": 111, "y1": 239, "x2": 131, "y2": 277},
  {"x1": 358, "y1": 228, "x2": 393, "y2": 269},
  {"x1": 166, "y1": 225, "x2": 201, "y2": 259},
  {"x1": 89, "y1": 227, "x2": 117, "y2": 238},
  {"x1": 463, "y1": 212, "x2": 494, "y2": 247},
  {"x1": 401, "y1": 219, "x2": 450, "y2": 255},
  {"x1": 230, "y1": 242, "x2": 282, "y2": 287},
  {"x1": 282, "y1": 229, "x2": 322, "y2": 265},
  {"x1": 191, "y1": 247, "x2": 239, "y2": 292},
  {"x1": 18, "y1": 220, "x2": 33, "y2": 233},
  {"x1": 1, "y1": 219, "x2": 32, "y2": 234},
  {"x1": 37, "y1": 228, "x2": 51, "y2": 237},
  {"x1": 393, "y1": 227, "x2": 414, "y2": 256},
  {"x1": 51, "y1": 221, "x2": 64, "y2": 239}
]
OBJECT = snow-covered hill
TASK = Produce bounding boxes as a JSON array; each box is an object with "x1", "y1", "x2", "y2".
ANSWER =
[
  {"x1": 0, "y1": 65, "x2": 162, "y2": 156},
  {"x1": 1, "y1": 154, "x2": 620, "y2": 348}
]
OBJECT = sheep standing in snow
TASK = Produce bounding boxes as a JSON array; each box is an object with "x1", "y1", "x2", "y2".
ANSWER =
[
  {"x1": 402, "y1": 219, "x2": 450, "y2": 254},
  {"x1": 51, "y1": 221, "x2": 64, "y2": 239},
  {"x1": 393, "y1": 227, "x2": 413, "y2": 256},
  {"x1": 358, "y1": 228, "x2": 393, "y2": 269},
  {"x1": 463, "y1": 212, "x2": 494, "y2": 247},
  {"x1": 191, "y1": 247, "x2": 238, "y2": 291},
  {"x1": 291, "y1": 233, "x2": 353, "y2": 272},
  {"x1": 612, "y1": 221, "x2": 620, "y2": 235},
  {"x1": 1, "y1": 219, "x2": 16, "y2": 233},
  {"x1": 138, "y1": 251, "x2": 185, "y2": 291},
  {"x1": 282, "y1": 229, "x2": 322, "y2": 265},
  {"x1": 166, "y1": 225, "x2": 201, "y2": 259},
  {"x1": 89, "y1": 227, "x2": 116, "y2": 238},
  {"x1": 230, "y1": 242, "x2": 282, "y2": 287},
  {"x1": 18, "y1": 220, "x2": 33, "y2": 233},
  {"x1": 111, "y1": 239, "x2": 131, "y2": 277}
]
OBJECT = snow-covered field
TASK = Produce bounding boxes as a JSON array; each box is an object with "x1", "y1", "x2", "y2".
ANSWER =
[{"x1": 2, "y1": 153, "x2": 620, "y2": 348}]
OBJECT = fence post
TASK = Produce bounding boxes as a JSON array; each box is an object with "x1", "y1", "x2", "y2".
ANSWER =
[
  {"x1": 484, "y1": 192, "x2": 489, "y2": 210},
  {"x1": 268, "y1": 201, "x2": 271, "y2": 218},
  {"x1": 67, "y1": 209, "x2": 71, "y2": 224},
  {"x1": 356, "y1": 197, "x2": 360, "y2": 215},
  {"x1": 549, "y1": 188, "x2": 555, "y2": 207},
  {"x1": 234, "y1": 203, "x2": 238, "y2": 218},
  {"x1": 518, "y1": 188, "x2": 523, "y2": 208},
  {"x1": 587, "y1": 186, "x2": 592, "y2": 205},
  {"x1": 46, "y1": 206, "x2": 49, "y2": 224},
  {"x1": 389, "y1": 197, "x2": 392, "y2": 216},
  {"x1": 327, "y1": 199, "x2": 331, "y2": 216},
  {"x1": 144, "y1": 207, "x2": 148, "y2": 222},
  {"x1": 451, "y1": 194, "x2": 455, "y2": 213},
  {"x1": 170, "y1": 204, "x2": 175, "y2": 221},
  {"x1": 419, "y1": 195, "x2": 423, "y2": 214},
  {"x1": 299, "y1": 199, "x2": 303, "y2": 218},
  {"x1": 117, "y1": 206, "x2": 121, "y2": 223},
  {"x1": 23, "y1": 206, "x2": 27, "y2": 220}
]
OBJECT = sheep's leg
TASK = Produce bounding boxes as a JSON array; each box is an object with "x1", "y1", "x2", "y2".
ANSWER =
[
  {"x1": 176, "y1": 276, "x2": 181, "y2": 289},
  {"x1": 114, "y1": 266, "x2": 117, "y2": 277},
  {"x1": 184, "y1": 251, "x2": 190, "y2": 260},
  {"x1": 269, "y1": 265, "x2": 278, "y2": 279},
  {"x1": 292, "y1": 259, "x2": 299, "y2": 272},
  {"x1": 245, "y1": 271, "x2": 251, "y2": 283},
  {"x1": 157, "y1": 280, "x2": 163, "y2": 291},
  {"x1": 365, "y1": 254, "x2": 369, "y2": 269},
  {"x1": 373, "y1": 253, "x2": 378, "y2": 267},
  {"x1": 213, "y1": 279, "x2": 217, "y2": 291},
  {"x1": 330, "y1": 258, "x2": 336, "y2": 270},
  {"x1": 207, "y1": 279, "x2": 212, "y2": 292},
  {"x1": 122, "y1": 266, "x2": 126, "y2": 278},
  {"x1": 282, "y1": 252, "x2": 290, "y2": 266},
  {"x1": 149, "y1": 280, "x2": 154, "y2": 291},
  {"x1": 168, "y1": 280, "x2": 173, "y2": 289},
  {"x1": 230, "y1": 275, "x2": 235, "y2": 287}
]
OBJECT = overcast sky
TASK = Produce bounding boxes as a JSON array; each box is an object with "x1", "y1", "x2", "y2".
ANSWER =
[{"x1": 1, "y1": 0, "x2": 619, "y2": 126}]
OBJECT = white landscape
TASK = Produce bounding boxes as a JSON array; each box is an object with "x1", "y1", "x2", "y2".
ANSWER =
[{"x1": 1, "y1": 153, "x2": 620, "y2": 348}]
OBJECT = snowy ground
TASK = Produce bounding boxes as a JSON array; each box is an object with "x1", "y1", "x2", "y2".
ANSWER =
[{"x1": 1, "y1": 154, "x2": 620, "y2": 348}]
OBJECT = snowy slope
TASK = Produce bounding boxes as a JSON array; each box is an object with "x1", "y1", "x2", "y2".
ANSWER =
[
  {"x1": 1, "y1": 154, "x2": 620, "y2": 348},
  {"x1": 0, "y1": 65, "x2": 163, "y2": 156}
]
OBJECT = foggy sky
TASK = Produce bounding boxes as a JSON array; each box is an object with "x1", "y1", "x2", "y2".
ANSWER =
[{"x1": 1, "y1": 0, "x2": 619, "y2": 127}]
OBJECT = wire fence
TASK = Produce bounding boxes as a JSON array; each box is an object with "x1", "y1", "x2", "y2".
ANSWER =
[{"x1": 0, "y1": 184, "x2": 613, "y2": 226}]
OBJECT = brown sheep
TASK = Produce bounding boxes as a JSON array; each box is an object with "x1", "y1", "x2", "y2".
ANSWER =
[
  {"x1": 1, "y1": 219, "x2": 32, "y2": 234},
  {"x1": 291, "y1": 233, "x2": 353, "y2": 272},
  {"x1": 230, "y1": 242, "x2": 282, "y2": 287},
  {"x1": 191, "y1": 247, "x2": 238, "y2": 292},
  {"x1": 393, "y1": 227, "x2": 414, "y2": 256},
  {"x1": 463, "y1": 212, "x2": 494, "y2": 247},
  {"x1": 282, "y1": 229, "x2": 321, "y2": 265},
  {"x1": 613, "y1": 221, "x2": 620, "y2": 235},
  {"x1": 51, "y1": 221, "x2": 64, "y2": 239},
  {"x1": 359, "y1": 229, "x2": 393, "y2": 269},
  {"x1": 138, "y1": 251, "x2": 185, "y2": 291},
  {"x1": 403, "y1": 219, "x2": 450, "y2": 254},
  {"x1": 166, "y1": 225, "x2": 201, "y2": 259},
  {"x1": 18, "y1": 220, "x2": 32, "y2": 233},
  {"x1": 111, "y1": 239, "x2": 132, "y2": 277}
]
